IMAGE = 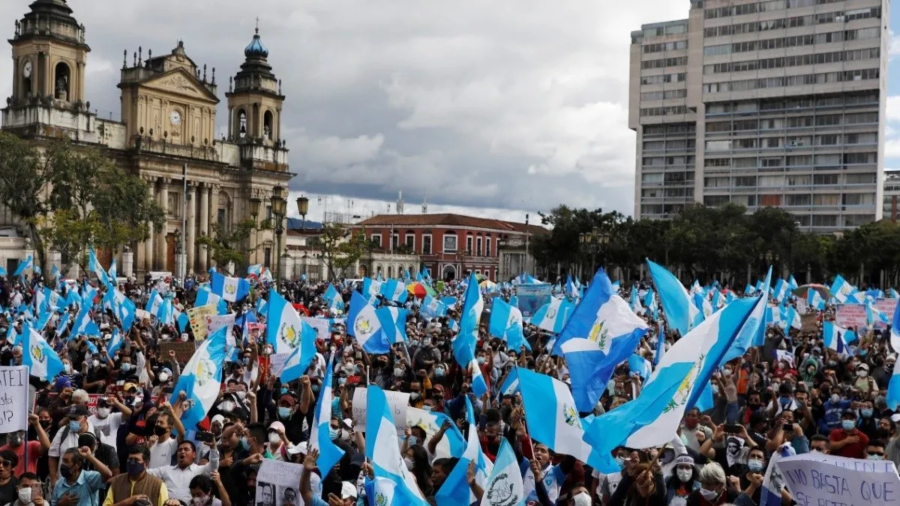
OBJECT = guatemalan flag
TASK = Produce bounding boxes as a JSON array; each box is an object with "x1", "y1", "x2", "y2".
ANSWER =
[
  {"x1": 420, "y1": 295, "x2": 448, "y2": 320},
  {"x1": 267, "y1": 290, "x2": 318, "y2": 358},
  {"x1": 887, "y1": 359, "x2": 900, "y2": 409},
  {"x1": 89, "y1": 248, "x2": 110, "y2": 287},
  {"x1": 745, "y1": 283, "x2": 757, "y2": 296},
  {"x1": 170, "y1": 326, "x2": 229, "y2": 430},
  {"x1": 73, "y1": 305, "x2": 100, "y2": 337},
  {"x1": 211, "y1": 272, "x2": 250, "y2": 303},
  {"x1": 582, "y1": 297, "x2": 757, "y2": 473},
  {"x1": 517, "y1": 369, "x2": 603, "y2": 470},
  {"x1": 22, "y1": 325, "x2": 64, "y2": 381},
  {"x1": 866, "y1": 301, "x2": 890, "y2": 328},
  {"x1": 366, "y1": 386, "x2": 429, "y2": 506},
  {"x1": 195, "y1": 289, "x2": 227, "y2": 315},
  {"x1": 554, "y1": 269, "x2": 648, "y2": 412},
  {"x1": 892, "y1": 300, "x2": 900, "y2": 353},
  {"x1": 807, "y1": 289, "x2": 826, "y2": 312},
  {"x1": 362, "y1": 277, "x2": 383, "y2": 304},
  {"x1": 436, "y1": 396, "x2": 492, "y2": 506},
  {"x1": 13, "y1": 256, "x2": 33, "y2": 277},
  {"x1": 452, "y1": 273, "x2": 487, "y2": 397},
  {"x1": 830, "y1": 275, "x2": 856, "y2": 304},
  {"x1": 479, "y1": 439, "x2": 524, "y2": 506},
  {"x1": 772, "y1": 279, "x2": 789, "y2": 303},
  {"x1": 310, "y1": 357, "x2": 345, "y2": 476},
  {"x1": 379, "y1": 306, "x2": 409, "y2": 345},
  {"x1": 823, "y1": 321, "x2": 850, "y2": 357},
  {"x1": 531, "y1": 297, "x2": 574, "y2": 334},
  {"x1": 488, "y1": 298, "x2": 528, "y2": 351},
  {"x1": 108, "y1": 258, "x2": 117, "y2": 280},
  {"x1": 247, "y1": 264, "x2": 262, "y2": 277},
  {"x1": 380, "y1": 279, "x2": 408, "y2": 304},
  {"x1": 648, "y1": 260, "x2": 701, "y2": 336},
  {"x1": 323, "y1": 285, "x2": 345, "y2": 313},
  {"x1": 759, "y1": 444, "x2": 796, "y2": 506},
  {"x1": 146, "y1": 289, "x2": 164, "y2": 317},
  {"x1": 107, "y1": 329, "x2": 124, "y2": 359},
  {"x1": 347, "y1": 291, "x2": 389, "y2": 354}
]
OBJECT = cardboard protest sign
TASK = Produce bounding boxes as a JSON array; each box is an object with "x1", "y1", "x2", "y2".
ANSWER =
[
  {"x1": 160, "y1": 341, "x2": 198, "y2": 363},
  {"x1": 777, "y1": 453, "x2": 900, "y2": 506},
  {"x1": 188, "y1": 304, "x2": 217, "y2": 340},
  {"x1": 0, "y1": 367, "x2": 28, "y2": 434},
  {"x1": 835, "y1": 304, "x2": 866, "y2": 328},
  {"x1": 352, "y1": 387, "x2": 410, "y2": 435},
  {"x1": 255, "y1": 459, "x2": 304, "y2": 506}
]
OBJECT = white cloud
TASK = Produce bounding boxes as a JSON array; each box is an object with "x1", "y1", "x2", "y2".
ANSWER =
[
  {"x1": 890, "y1": 30, "x2": 900, "y2": 59},
  {"x1": 887, "y1": 96, "x2": 900, "y2": 123}
]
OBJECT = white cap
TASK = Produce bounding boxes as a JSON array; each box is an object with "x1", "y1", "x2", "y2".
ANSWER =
[
  {"x1": 287, "y1": 441, "x2": 309, "y2": 456},
  {"x1": 268, "y1": 421, "x2": 285, "y2": 433},
  {"x1": 340, "y1": 482, "x2": 358, "y2": 499}
]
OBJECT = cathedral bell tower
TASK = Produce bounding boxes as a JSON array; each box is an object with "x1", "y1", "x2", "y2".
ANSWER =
[
  {"x1": 225, "y1": 25, "x2": 289, "y2": 171},
  {"x1": 9, "y1": 0, "x2": 89, "y2": 104}
]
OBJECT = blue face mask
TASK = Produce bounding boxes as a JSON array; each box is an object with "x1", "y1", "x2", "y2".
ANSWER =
[
  {"x1": 312, "y1": 385, "x2": 320, "y2": 393},
  {"x1": 338, "y1": 377, "x2": 347, "y2": 386},
  {"x1": 842, "y1": 420, "x2": 856, "y2": 431},
  {"x1": 68, "y1": 420, "x2": 80, "y2": 433},
  {"x1": 747, "y1": 459, "x2": 764, "y2": 472},
  {"x1": 861, "y1": 409, "x2": 873, "y2": 418},
  {"x1": 280, "y1": 387, "x2": 289, "y2": 396},
  {"x1": 780, "y1": 396, "x2": 791, "y2": 405},
  {"x1": 278, "y1": 407, "x2": 292, "y2": 419},
  {"x1": 434, "y1": 367, "x2": 445, "y2": 377},
  {"x1": 329, "y1": 428, "x2": 339, "y2": 441}
]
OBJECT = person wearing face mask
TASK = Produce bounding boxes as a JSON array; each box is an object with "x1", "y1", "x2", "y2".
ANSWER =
[
  {"x1": 684, "y1": 462, "x2": 748, "y2": 506},
  {"x1": 738, "y1": 448, "x2": 767, "y2": 505},
  {"x1": 148, "y1": 409, "x2": 186, "y2": 470},
  {"x1": 188, "y1": 474, "x2": 229, "y2": 506},
  {"x1": 88, "y1": 396, "x2": 133, "y2": 448},
  {"x1": 265, "y1": 422, "x2": 293, "y2": 462},
  {"x1": 10, "y1": 472, "x2": 43, "y2": 506},
  {"x1": 819, "y1": 384, "x2": 850, "y2": 434},
  {"x1": 867, "y1": 442, "x2": 887, "y2": 461},
  {"x1": 48, "y1": 405, "x2": 96, "y2": 488},
  {"x1": 665, "y1": 455, "x2": 699, "y2": 506},
  {"x1": 103, "y1": 446, "x2": 169, "y2": 506},
  {"x1": 146, "y1": 440, "x2": 219, "y2": 504},
  {"x1": 829, "y1": 410, "x2": 869, "y2": 459},
  {"x1": 0, "y1": 414, "x2": 50, "y2": 476}
]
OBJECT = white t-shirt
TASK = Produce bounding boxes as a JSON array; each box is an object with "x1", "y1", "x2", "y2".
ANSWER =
[
  {"x1": 149, "y1": 437, "x2": 178, "y2": 469},
  {"x1": 88, "y1": 412, "x2": 124, "y2": 447}
]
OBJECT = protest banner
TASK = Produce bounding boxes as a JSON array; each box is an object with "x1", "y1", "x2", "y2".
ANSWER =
[
  {"x1": 160, "y1": 341, "x2": 197, "y2": 363},
  {"x1": 0, "y1": 367, "x2": 28, "y2": 434},
  {"x1": 800, "y1": 313, "x2": 818, "y2": 333},
  {"x1": 795, "y1": 298, "x2": 809, "y2": 315},
  {"x1": 188, "y1": 304, "x2": 217, "y2": 340},
  {"x1": 300, "y1": 316, "x2": 331, "y2": 340},
  {"x1": 777, "y1": 452, "x2": 900, "y2": 506},
  {"x1": 876, "y1": 298, "x2": 898, "y2": 320},
  {"x1": 255, "y1": 459, "x2": 304, "y2": 506},
  {"x1": 516, "y1": 283, "x2": 552, "y2": 319},
  {"x1": 206, "y1": 314, "x2": 236, "y2": 346},
  {"x1": 835, "y1": 304, "x2": 866, "y2": 328},
  {"x1": 352, "y1": 387, "x2": 410, "y2": 435}
]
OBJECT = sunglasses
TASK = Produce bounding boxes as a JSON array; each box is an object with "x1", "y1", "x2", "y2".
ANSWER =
[
  {"x1": 0, "y1": 461, "x2": 13, "y2": 468},
  {"x1": 868, "y1": 452, "x2": 885, "y2": 457}
]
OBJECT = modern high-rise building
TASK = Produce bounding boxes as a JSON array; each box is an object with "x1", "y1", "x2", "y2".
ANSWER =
[{"x1": 630, "y1": 0, "x2": 888, "y2": 232}]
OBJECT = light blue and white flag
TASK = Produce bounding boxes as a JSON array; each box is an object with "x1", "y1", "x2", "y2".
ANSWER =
[
  {"x1": 772, "y1": 279, "x2": 790, "y2": 303},
  {"x1": 347, "y1": 291, "x2": 389, "y2": 354},
  {"x1": 866, "y1": 301, "x2": 890, "y2": 328},
  {"x1": 72, "y1": 306, "x2": 100, "y2": 337},
  {"x1": 310, "y1": 357, "x2": 345, "y2": 476},
  {"x1": 887, "y1": 359, "x2": 900, "y2": 410},
  {"x1": 531, "y1": 297, "x2": 574, "y2": 334},
  {"x1": 50, "y1": 265, "x2": 60, "y2": 280},
  {"x1": 582, "y1": 297, "x2": 757, "y2": 473},
  {"x1": 108, "y1": 258, "x2": 117, "y2": 280},
  {"x1": 499, "y1": 367, "x2": 521, "y2": 397},
  {"x1": 892, "y1": 300, "x2": 900, "y2": 353},
  {"x1": 323, "y1": 285, "x2": 345, "y2": 313},
  {"x1": 517, "y1": 368, "x2": 603, "y2": 469},
  {"x1": 891, "y1": 288, "x2": 900, "y2": 300},
  {"x1": 267, "y1": 290, "x2": 318, "y2": 358},
  {"x1": 745, "y1": 284, "x2": 757, "y2": 296},
  {"x1": 807, "y1": 289, "x2": 826, "y2": 312},
  {"x1": 13, "y1": 256, "x2": 32, "y2": 277},
  {"x1": 654, "y1": 321, "x2": 666, "y2": 367},
  {"x1": 435, "y1": 396, "x2": 492, "y2": 506},
  {"x1": 247, "y1": 264, "x2": 262, "y2": 277},
  {"x1": 565, "y1": 275, "x2": 580, "y2": 301},
  {"x1": 453, "y1": 272, "x2": 487, "y2": 396},
  {"x1": 488, "y1": 298, "x2": 527, "y2": 351},
  {"x1": 89, "y1": 248, "x2": 110, "y2": 287},
  {"x1": 211, "y1": 272, "x2": 250, "y2": 302},
  {"x1": 724, "y1": 269, "x2": 770, "y2": 357},
  {"x1": 170, "y1": 326, "x2": 228, "y2": 430},
  {"x1": 479, "y1": 439, "x2": 524, "y2": 506},
  {"x1": 830, "y1": 275, "x2": 856, "y2": 304},
  {"x1": 196, "y1": 289, "x2": 227, "y2": 315},
  {"x1": 22, "y1": 325, "x2": 64, "y2": 381},
  {"x1": 420, "y1": 295, "x2": 448, "y2": 320},
  {"x1": 366, "y1": 386, "x2": 429, "y2": 506},
  {"x1": 380, "y1": 279, "x2": 409, "y2": 304},
  {"x1": 55, "y1": 312, "x2": 70, "y2": 338},
  {"x1": 107, "y1": 329, "x2": 124, "y2": 359},
  {"x1": 759, "y1": 444, "x2": 796, "y2": 506},
  {"x1": 629, "y1": 288, "x2": 644, "y2": 315},
  {"x1": 647, "y1": 260, "x2": 701, "y2": 336},
  {"x1": 644, "y1": 289, "x2": 659, "y2": 320},
  {"x1": 146, "y1": 289, "x2": 164, "y2": 317},
  {"x1": 629, "y1": 354, "x2": 652, "y2": 383},
  {"x1": 379, "y1": 307, "x2": 409, "y2": 345},
  {"x1": 362, "y1": 277, "x2": 383, "y2": 304},
  {"x1": 823, "y1": 321, "x2": 850, "y2": 357}
]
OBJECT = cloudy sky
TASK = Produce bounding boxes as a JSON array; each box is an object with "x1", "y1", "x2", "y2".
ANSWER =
[{"x1": 1, "y1": 1, "x2": 898, "y2": 224}]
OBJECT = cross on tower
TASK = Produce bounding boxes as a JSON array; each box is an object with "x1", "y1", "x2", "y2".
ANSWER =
[{"x1": 255, "y1": 17, "x2": 259, "y2": 34}]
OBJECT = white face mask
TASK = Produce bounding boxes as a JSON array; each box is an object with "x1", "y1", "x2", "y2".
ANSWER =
[
  {"x1": 572, "y1": 492, "x2": 591, "y2": 506},
  {"x1": 858, "y1": 371, "x2": 868, "y2": 378},
  {"x1": 96, "y1": 408, "x2": 110, "y2": 419},
  {"x1": 404, "y1": 457, "x2": 415, "y2": 471},
  {"x1": 17, "y1": 488, "x2": 31, "y2": 504},
  {"x1": 268, "y1": 433, "x2": 281, "y2": 445},
  {"x1": 159, "y1": 372, "x2": 169, "y2": 383},
  {"x1": 700, "y1": 488, "x2": 720, "y2": 501},
  {"x1": 677, "y1": 468, "x2": 692, "y2": 483}
]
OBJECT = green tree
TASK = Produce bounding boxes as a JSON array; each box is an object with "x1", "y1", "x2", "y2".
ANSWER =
[
  {"x1": 309, "y1": 224, "x2": 375, "y2": 279},
  {"x1": 197, "y1": 219, "x2": 260, "y2": 271},
  {"x1": 0, "y1": 132, "x2": 50, "y2": 271}
]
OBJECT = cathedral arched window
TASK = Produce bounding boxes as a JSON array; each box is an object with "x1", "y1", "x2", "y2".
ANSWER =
[
  {"x1": 238, "y1": 109, "x2": 247, "y2": 138},
  {"x1": 54, "y1": 62, "x2": 70, "y2": 101},
  {"x1": 263, "y1": 110, "x2": 273, "y2": 140}
]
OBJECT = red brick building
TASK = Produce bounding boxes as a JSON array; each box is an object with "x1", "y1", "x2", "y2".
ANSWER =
[{"x1": 353, "y1": 214, "x2": 545, "y2": 281}]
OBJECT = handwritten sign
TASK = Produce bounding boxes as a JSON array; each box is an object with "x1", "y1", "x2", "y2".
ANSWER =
[
  {"x1": 188, "y1": 304, "x2": 217, "y2": 341},
  {"x1": 516, "y1": 284, "x2": 552, "y2": 319},
  {"x1": 778, "y1": 453, "x2": 900, "y2": 506},
  {"x1": 160, "y1": 341, "x2": 197, "y2": 363},
  {"x1": 876, "y1": 299, "x2": 898, "y2": 323},
  {"x1": 0, "y1": 367, "x2": 28, "y2": 434},
  {"x1": 206, "y1": 314, "x2": 236, "y2": 347},
  {"x1": 836, "y1": 304, "x2": 866, "y2": 329},
  {"x1": 352, "y1": 387, "x2": 410, "y2": 435},
  {"x1": 300, "y1": 317, "x2": 331, "y2": 340},
  {"x1": 255, "y1": 459, "x2": 304, "y2": 506}
]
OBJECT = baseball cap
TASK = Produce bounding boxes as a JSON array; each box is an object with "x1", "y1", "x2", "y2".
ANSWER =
[
  {"x1": 211, "y1": 414, "x2": 225, "y2": 426},
  {"x1": 67, "y1": 405, "x2": 89, "y2": 418},
  {"x1": 268, "y1": 421, "x2": 286, "y2": 433},
  {"x1": 340, "y1": 482, "x2": 358, "y2": 499}
]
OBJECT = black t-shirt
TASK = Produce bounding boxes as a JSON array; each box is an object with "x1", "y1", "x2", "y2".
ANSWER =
[{"x1": 0, "y1": 477, "x2": 17, "y2": 506}]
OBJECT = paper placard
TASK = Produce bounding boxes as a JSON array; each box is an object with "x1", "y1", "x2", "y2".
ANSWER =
[
  {"x1": 836, "y1": 304, "x2": 867, "y2": 328},
  {"x1": 188, "y1": 304, "x2": 217, "y2": 341},
  {"x1": 778, "y1": 453, "x2": 900, "y2": 506},
  {"x1": 206, "y1": 314, "x2": 236, "y2": 347},
  {"x1": 160, "y1": 341, "x2": 197, "y2": 363},
  {"x1": 876, "y1": 299, "x2": 898, "y2": 324},
  {"x1": 135, "y1": 309, "x2": 152, "y2": 322},
  {"x1": 300, "y1": 316, "x2": 331, "y2": 340},
  {"x1": 352, "y1": 387, "x2": 410, "y2": 435},
  {"x1": 0, "y1": 367, "x2": 28, "y2": 434},
  {"x1": 255, "y1": 459, "x2": 304, "y2": 506}
]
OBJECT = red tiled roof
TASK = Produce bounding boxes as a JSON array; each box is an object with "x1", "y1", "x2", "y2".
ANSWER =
[{"x1": 355, "y1": 213, "x2": 547, "y2": 234}]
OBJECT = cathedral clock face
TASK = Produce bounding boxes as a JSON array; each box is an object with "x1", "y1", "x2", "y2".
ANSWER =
[
  {"x1": 23, "y1": 60, "x2": 32, "y2": 78},
  {"x1": 170, "y1": 110, "x2": 182, "y2": 126}
]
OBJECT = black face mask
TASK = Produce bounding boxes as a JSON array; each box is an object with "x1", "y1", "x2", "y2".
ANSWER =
[{"x1": 154, "y1": 425, "x2": 169, "y2": 437}]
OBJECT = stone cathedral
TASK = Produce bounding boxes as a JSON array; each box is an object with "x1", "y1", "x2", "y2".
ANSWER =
[{"x1": 0, "y1": 0, "x2": 293, "y2": 277}]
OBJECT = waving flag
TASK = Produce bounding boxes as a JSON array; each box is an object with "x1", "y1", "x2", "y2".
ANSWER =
[
  {"x1": 583, "y1": 297, "x2": 757, "y2": 473},
  {"x1": 629, "y1": 288, "x2": 644, "y2": 315},
  {"x1": 887, "y1": 359, "x2": 900, "y2": 409},
  {"x1": 772, "y1": 279, "x2": 789, "y2": 303},
  {"x1": 435, "y1": 396, "x2": 492, "y2": 506},
  {"x1": 808, "y1": 289, "x2": 826, "y2": 312},
  {"x1": 55, "y1": 312, "x2": 70, "y2": 338},
  {"x1": 347, "y1": 291, "x2": 389, "y2": 354},
  {"x1": 648, "y1": 260, "x2": 701, "y2": 336},
  {"x1": 267, "y1": 290, "x2": 317, "y2": 357},
  {"x1": 867, "y1": 301, "x2": 890, "y2": 328},
  {"x1": 479, "y1": 439, "x2": 524, "y2": 506},
  {"x1": 823, "y1": 322, "x2": 850, "y2": 357},
  {"x1": 362, "y1": 277, "x2": 383, "y2": 304},
  {"x1": 421, "y1": 295, "x2": 448, "y2": 320},
  {"x1": 108, "y1": 258, "x2": 117, "y2": 281},
  {"x1": 22, "y1": 325, "x2": 64, "y2": 381},
  {"x1": 366, "y1": 386, "x2": 429, "y2": 506},
  {"x1": 247, "y1": 264, "x2": 262, "y2": 277},
  {"x1": 13, "y1": 256, "x2": 32, "y2": 277},
  {"x1": 453, "y1": 272, "x2": 487, "y2": 396},
  {"x1": 381, "y1": 279, "x2": 409, "y2": 304},
  {"x1": 196, "y1": 289, "x2": 227, "y2": 315},
  {"x1": 88, "y1": 248, "x2": 110, "y2": 287},
  {"x1": 323, "y1": 285, "x2": 345, "y2": 313},
  {"x1": 488, "y1": 298, "x2": 527, "y2": 351},
  {"x1": 759, "y1": 444, "x2": 796, "y2": 506},
  {"x1": 745, "y1": 283, "x2": 757, "y2": 296},
  {"x1": 170, "y1": 326, "x2": 228, "y2": 430},
  {"x1": 629, "y1": 354, "x2": 652, "y2": 382},
  {"x1": 830, "y1": 275, "x2": 856, "y2": 304},
  {"x1": 565, "y1": 275, "x2": 580, "y2": 300},
  {"x1": 517, "y1": 369, "x2": 603, "y2": 469},
  {"x1": 211, "y1": 272, "x2": 250, "y2": 303},
  {"x1": 531, "y1": 297, "x2": 574, "y2": 334},
  {"x1": 50, "y1": 264, "x2": 59, "y2": 280},
  {"x1": 72, "y1": 306, "x2": 100, "y2": 337},
  {"x1": 310, "y1": 357, "x2": 345, "y2": 475},
  {"x1": 644, "y1": 289, "x2": 659, "y2": 320},
  {"x1": 146, "y1": 289, "x2": 164, "y2": 317},
  {"x1": 107, "y1": 329, "x2": 124, "y2": 359}
]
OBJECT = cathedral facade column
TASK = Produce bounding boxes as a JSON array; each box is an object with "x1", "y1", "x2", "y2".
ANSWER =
[
  {"x1": 143, "y1": 177, "x2": 155, "y2": 273},
  {"x1": 156, "y1": 179, "x2": 169, "y2": 270},
  {"x1": 187, "y1": 184, "x2": 197, "y2": 275},
  {"x1": 199, "y1": 184, "x2": 210, "y2": 273},
  {"x1": 208, "y1": 185, "x2": 220, "y2": 271}
]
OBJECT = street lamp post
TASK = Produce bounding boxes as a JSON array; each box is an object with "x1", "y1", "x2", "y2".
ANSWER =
[
  {"x1": 271, "y1": 186, "x2": 287, "y2": 285},
  {"x1": 297, "y1": 195, "x2": 309, "y2": 230},
  {"x1": 249, "y1": 197, "x2": 261, "y2": 265}
]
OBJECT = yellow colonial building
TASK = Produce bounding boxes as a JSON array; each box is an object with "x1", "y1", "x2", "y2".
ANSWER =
[{"x1": 1, "y1": 0, "x2": 293, "y2": 277}]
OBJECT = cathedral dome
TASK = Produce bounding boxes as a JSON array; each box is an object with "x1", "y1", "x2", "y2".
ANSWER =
[{"x1": 244, "y1": 29, "x2": 269, "y2": 59}]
